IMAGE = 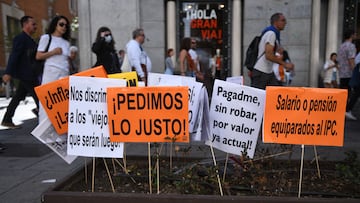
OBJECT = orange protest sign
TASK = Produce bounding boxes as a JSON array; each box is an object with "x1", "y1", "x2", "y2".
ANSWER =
[
  {"x1": 263, "y1": 87, "x2": 347, "y2": 146},
  {"x1": 35, "y1": 66, "x2": 108, "y2": 134},
  {"x1": 107, "y1": 87, "x2": 189, "y2": 143}
]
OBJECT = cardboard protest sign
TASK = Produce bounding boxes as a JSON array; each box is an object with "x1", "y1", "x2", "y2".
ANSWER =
[
  {"x1": 148, "y1": 73, "x2": 208, "y2": 140},
  {"x1": 148, "y1": 72, "x2": 185, "y2": 86},
  {"x1": 34, "y1": 66, "x2": 107, "y2": 134},
  {"x1": 108, "y1": 71, "x2": 138, "y2": 87},
  {"x1": 32, "y1": 119, "x2": 77, "y2": 164},
  {"x1": 67, "y1": 76, "x2": 126, "y2": 158},
  {"x1": 107, "y1": 86, "x2": 189, "y2": 143},
  {"x1": 263, "y1": 87, "x2": 347, "y2": 146},
  {"x1": 192, "y1": 85, "x2": 210, "y2": 141},
  {"x1": 206, "y1": 80, "x2": 265, "y2": 158},
  {"x1": 226, "y1": 76, "x2": 243, "y2": 85}
]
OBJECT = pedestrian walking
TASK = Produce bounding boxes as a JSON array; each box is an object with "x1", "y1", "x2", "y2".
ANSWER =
[{"x1": 1, "y1": 16, "x2": 40, "y2": 129}]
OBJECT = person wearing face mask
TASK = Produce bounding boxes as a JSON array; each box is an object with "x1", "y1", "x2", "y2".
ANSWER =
[{"x1": 92, "y1": 26, "x2": 121, "y2": 74}]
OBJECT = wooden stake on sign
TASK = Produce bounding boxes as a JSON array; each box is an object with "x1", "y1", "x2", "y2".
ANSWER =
[
  {"x1": 123, "y1": 144, "x2": 127, "y2": 171},
  {"x1": 222, "y1": 153, "x2": 229, "y2": 182},
  {"x1": 158, "y1": 143, "x2": 164, "y2": 155},
  {"x1": 170, "y1": 142, "x2": 173, "y2": 172},
  {"x1": 114, "y1": 159, "x2": 136, "y2": 183},
  {"x1": 103, "y1": 158, "x2": 115, "y2": 193},
  {"x1": 156, "y1": 147, "x2": 160, "y2": 194},
  {"x1": 209, "y1": 144, "x2": 224, "y2": 196},
  {"x1": 84, "y1": 158, "x2": 88, "y2": 184},
  {"x1": 298, "y1": 145, "x2": 305, "y2": 198},
  {"x1": 313, "y1": 145, "x2": 321, "y2": 178},
  {"x1": 148, "y1": 142, "x2": 152, "y2": 194},
  {"x1": 92, "y1": 157, "x2": 95, "y2": 192},
  {"x1": 111, "y1": 158, "x2": 116, "y2": 174},
  {"x1": 243, "y1": 151, "x2": 292, "y2": 163}
]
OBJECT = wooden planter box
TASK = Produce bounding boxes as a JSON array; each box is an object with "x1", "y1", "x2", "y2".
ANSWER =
[
  {"x1": 41, "y1": 192, "x2": 360, "y2": 203},
  {"x1": 42, "y1": 158, "x2": 359, "y2": 203}
]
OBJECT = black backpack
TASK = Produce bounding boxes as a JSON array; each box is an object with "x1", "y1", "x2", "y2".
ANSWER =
[
  {"x1": 32, "y1": 34, "x2": 52, "y2": 76},
  {"x1": 244, "y1": 33, "x2": 265, "y2": 71}
]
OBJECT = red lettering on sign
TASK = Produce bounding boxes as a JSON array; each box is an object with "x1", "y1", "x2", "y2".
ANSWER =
[
  {"x1": 191, "y1": 19, "x2": 217, "y2": 29},
  {"x1": 201, "y1": 29, "x2": 222, "y2": 40}
]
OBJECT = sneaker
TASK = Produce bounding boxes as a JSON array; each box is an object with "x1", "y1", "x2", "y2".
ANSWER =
[
  {"x1": 1, "y1": 121, "x2": 21, "y2": 129},
  {"x1": 345, "y1": 111, "x2": 357, "y2": 120}
]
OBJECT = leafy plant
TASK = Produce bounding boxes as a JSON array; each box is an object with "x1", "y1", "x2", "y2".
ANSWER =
[
  {"x1": 71, "y1": 16, "x2": 79, "y2": 32},
  {"x1": 335, "y1": 151, "x2": 360, "y2": 184}
]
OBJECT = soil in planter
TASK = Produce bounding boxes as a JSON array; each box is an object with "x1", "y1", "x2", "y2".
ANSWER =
[{"x1": 59, "y1": 153, "x2": 360, "y2": 198}]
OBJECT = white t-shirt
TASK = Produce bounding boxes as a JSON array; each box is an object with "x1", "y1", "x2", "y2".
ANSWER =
[
  {"x1": 38, "y1": 34, "x2": 70, "y2": 71},
  {"x1": 254, "y1": 31, "x2": 277, "y2": 74}
]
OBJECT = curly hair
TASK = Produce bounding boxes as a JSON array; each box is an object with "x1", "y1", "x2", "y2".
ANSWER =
[{"x1": 46, "y1": 15, "x2": 71, "y2": 40}]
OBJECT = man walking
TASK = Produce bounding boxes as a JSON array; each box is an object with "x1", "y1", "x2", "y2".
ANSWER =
[
  {"x1": 251, "y1": 13, "x2": 294, "y2": 90},
  {"x1": 1, "y1": 16, "x2": 40, "y2": 128},
  {"x1": 338, "y1": 29, "x2": 356, "y2": 93},
  {"x1": 336, "y1": 29, "x2": 357, "y2": 120}
]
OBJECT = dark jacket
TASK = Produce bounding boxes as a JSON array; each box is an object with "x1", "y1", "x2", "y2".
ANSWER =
[
  {"x1": 5, "y1": 31, "x2": 38, "y2": 81},
  {"x1": 92, "y1": 38, "x2": 121, "y2": 74},
  {"x1": 349, "y1": 63, "x2": 360, "y2": 87}
]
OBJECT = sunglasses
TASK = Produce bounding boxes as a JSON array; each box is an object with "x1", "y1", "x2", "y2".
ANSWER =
[
  {"x1": 58, "y1": 22, "x2": 67, "y2": 27},
  {"x1": 104, "y1": 34, "x2": 112, "y2": 37}
]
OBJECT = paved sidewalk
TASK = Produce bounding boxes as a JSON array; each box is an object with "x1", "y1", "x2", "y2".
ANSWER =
[
  {"x1": 0, "y1": 121, "x2": 83, "y2": 203},
  {"x1": 0, "y1": 97, "x2": 82, "y2": 203},
  {"x1": 0, "y1": 96, "x2": 359, "y2": 203}
]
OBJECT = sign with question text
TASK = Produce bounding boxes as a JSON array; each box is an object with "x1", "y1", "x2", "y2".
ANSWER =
[{"x1": 35, "y1": 66, "x2": 108, "y2": 134}]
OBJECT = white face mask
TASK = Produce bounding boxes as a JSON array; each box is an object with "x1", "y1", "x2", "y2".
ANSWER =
[{"x1": 104, "y1": 35, "x2": 112, "y2": 43}]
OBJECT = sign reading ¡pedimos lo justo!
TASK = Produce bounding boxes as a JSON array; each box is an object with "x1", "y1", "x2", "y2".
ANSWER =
[
  {"x1": 35, "y1": 66, "x2": 108, "y2": 134},
  {"x1": 107, "y1": 87, "x2": 189, "y2": 143},
  {"x1": 263, "y1": 87, "x2": 347, "y2": 146}
]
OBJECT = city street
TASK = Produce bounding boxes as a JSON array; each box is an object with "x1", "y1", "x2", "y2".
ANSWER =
[{"x1": 0, "y1": 96, "x2": 359, "y2": 202}]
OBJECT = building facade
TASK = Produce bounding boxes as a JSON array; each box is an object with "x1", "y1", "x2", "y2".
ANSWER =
[
  {"x1": 2, "y1": 1, "x2": 360, "y2": 88},
  {"x1": 0, "y1": 0, "x2": 77, "y2": 71}
]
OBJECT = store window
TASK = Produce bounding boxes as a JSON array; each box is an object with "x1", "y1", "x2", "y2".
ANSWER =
[
  {"x1": 178, "y1": 1, "x2": 230, "y2": 78},
  {"x1": 6, "y1": 16, "x2": 21, "y2": 52},
  {"x1": 343, "y1": 0, "x2": 360, "y2": 33}
]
